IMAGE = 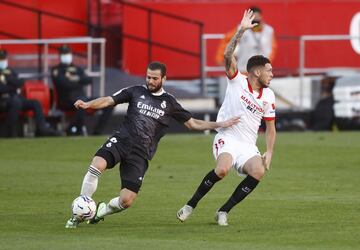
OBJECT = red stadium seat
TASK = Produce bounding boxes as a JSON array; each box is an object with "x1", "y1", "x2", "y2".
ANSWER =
[{"x1": 21, "y1": 80, "x2": 51, "y2": 117}]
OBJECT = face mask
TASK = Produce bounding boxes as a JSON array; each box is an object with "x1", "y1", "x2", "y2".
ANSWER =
[
  {"x1": 0, "y1": 60, "x2": 8, "y2": 70},
  {"x1": 252, "y1": 19, "x2": 262, "y2": 25},
  {"x1": 60, "y1": 54, "x2": 73, "y2": 65}
]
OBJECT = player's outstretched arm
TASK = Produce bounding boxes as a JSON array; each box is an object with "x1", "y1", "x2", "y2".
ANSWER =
[
  {"x1": 262, "y1": 119, "x2": 276, "y2": 170},
  {"x1": 224, "y1": 9, "x2": 257, "y2": 77},
  {"x1": 184, "y1": 116, "x2": 240, "y2": 131},
  {"x1": 74, "y1": 96, "x2": 115, "y2": 110}
]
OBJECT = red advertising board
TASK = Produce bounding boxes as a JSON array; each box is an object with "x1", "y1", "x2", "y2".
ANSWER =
[{"x1": 123, "y1": 0, "x2": 360, "y2": 78}]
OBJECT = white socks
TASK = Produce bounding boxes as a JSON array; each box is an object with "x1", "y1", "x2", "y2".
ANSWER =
[
  {"x1": 80, "y1": 166, "x2": 126, "y2": 219},
  {"x1": 80, "y1": 165, "x2": 101, "y2": 197},
  {"x1": 97, "y1": 197, "x2": 125, "y2": 218}
]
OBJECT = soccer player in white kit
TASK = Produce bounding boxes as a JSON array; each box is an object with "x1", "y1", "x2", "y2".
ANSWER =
[{"x1": 177, "y1": 9, "x2": 276, "y2": 226}]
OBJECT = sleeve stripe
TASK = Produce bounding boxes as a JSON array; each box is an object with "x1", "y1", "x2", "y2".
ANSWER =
[
  {"x1": 113, "y1": 87, "x2": 127, "y2": 96},
  {"x1": 263, "y1": 117, "x2": 276, "y2": 121},
  {"x1": 226, "y1": 70, "x2": 238, "y2": 80}
]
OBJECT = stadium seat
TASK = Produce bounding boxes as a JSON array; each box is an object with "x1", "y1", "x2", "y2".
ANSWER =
[
  {"x1": 21, "y1": 80, "x2": 51, "y2": 117},
  {"x1": 20, "y1": 80, "x2": 52, "y2": 136}
]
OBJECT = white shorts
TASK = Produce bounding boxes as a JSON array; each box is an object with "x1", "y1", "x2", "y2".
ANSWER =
[{"x1": 212, "y1": 133, "x2": 261, "y2": 175}]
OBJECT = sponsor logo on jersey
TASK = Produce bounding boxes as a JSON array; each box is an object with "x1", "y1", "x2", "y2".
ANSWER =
[
  {"x1": 140, "y1": 95, "x2": 145, "y2": 99},
  {"x1": 241, "y1": 95, "x2": 264, "y2": 114},
  {"x1": 137, "y1": 101, "x2": 165, "y2": 119}
]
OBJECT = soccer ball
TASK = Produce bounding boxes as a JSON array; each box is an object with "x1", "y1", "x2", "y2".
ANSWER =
[{"x1": 71, "y1": 195, "x2": 97, "y2": 221}]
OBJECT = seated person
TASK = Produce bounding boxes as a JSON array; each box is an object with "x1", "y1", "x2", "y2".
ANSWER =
[
  {"x1": 51, "y1": 45, "x2": 113, "y2": 135},
  {"x1": 0, "y1": 49, "x2": 59, "y2": 137}
]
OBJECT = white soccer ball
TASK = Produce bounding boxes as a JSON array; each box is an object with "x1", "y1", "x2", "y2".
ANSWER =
[{"x1": 71, "y1": 195, "x2": 97, "y2": 221}]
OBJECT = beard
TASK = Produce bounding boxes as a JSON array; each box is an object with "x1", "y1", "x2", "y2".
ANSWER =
[
  {"x1": 259, "y1": 78, "x2": 270, "y2": 88},
  {"x1": 146, "y1": 82, "x2": 162, "y2": 93}
]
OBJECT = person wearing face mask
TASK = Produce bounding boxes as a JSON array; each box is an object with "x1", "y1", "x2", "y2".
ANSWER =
[
  {"x1": 51, "y1": 45, "x2": 113, "y2": 136},
  {"x1": 0, "y1": 49, "x2": 59, "y2": 137},
  {"x1": 215, "y1": 6, "x2": 277, "y2": 73}
]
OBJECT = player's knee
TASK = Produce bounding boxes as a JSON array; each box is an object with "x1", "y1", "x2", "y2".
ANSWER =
[
  {"x1": 215, "y1": 165, "x2": 230, "y2": 178},
  {"x1": 90, "y1": 156, "x2": 107, "y2": 173},
  {"x1": 120, "y1": 193, "x2": 137, "y2": 208},
  {"x1": 248, "y1": 165, "x2": 265, "y2": 180}
]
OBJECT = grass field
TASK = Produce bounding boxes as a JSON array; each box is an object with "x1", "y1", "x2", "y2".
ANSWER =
[{"x1": 0, "y1": 132, "x2": 359, "y2": 250}]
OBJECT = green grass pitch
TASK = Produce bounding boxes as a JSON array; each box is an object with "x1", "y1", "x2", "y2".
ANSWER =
[{"x1": 0, "y1": 132, "x2": 359, "y2": 249}]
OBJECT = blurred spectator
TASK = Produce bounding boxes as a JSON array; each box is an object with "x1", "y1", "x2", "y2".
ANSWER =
[
  {"x1": 0, "y1": 49, "x2": 59, "y2": 137},
  {"x1": 51, "y1": 45, "x2": 113, "y2": 135},
  {"x1": 216, "y1": 6, "x2": 277, "y2": 72},
  {"x1": 311, "y1": 76, "x2": 336, "y2": 131}
]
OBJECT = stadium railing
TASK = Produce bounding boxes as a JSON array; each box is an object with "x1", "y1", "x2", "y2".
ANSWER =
[
  {"x1": 0, "y1": 37, "x2": 105, "y2": 136},
  {"x1": 0, "y1": 37, "x2": 106, "y2": 96}
]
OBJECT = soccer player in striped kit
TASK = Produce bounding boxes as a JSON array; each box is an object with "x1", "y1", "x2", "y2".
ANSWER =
[{"x1": 177, "y1": 9, "x2": 276, "y2": 226}]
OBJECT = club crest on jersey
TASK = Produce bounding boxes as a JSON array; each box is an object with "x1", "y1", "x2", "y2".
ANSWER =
[{"x1": 161, "y1": 101, "x2": 166, "y2": 109}]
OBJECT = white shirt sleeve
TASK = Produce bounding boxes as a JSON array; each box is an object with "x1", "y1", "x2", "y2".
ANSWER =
[{"x1": 263, "y1": 90, "x2": 276, "y2": 120}]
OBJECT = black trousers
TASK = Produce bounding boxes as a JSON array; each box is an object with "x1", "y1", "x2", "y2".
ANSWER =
[{"x1": 1, "y1": 95, "x2": 46, "y2": 137}]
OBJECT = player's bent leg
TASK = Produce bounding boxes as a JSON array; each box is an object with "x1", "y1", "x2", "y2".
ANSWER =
[
  {"x1": 90, "y1": 156, "x2": 108, "y2": 173},
  {"x1": 177, "y1": 153, "x2": 233, "y2": 222},
  {"x1": 119, "y1": 188, "x2": 137, "y2": 208},
  {"x1": 80, "y1": 156, "x2": 107, "y2": 197},
  {"x1": 66, "y1": 156, "x2": 109, "y2": 228},
  {"x1": 242, "y1": 156, "x2": 265, "y2": 180},
  {"x1": 216, "y1": 156, "x2": 263, "y2": 226},
  {"x1": 89, "y1": 188, "x2": 137, "y2": 225},
  {"x1": 214, "y1": 153, "x2": 233, "y2": 178}
]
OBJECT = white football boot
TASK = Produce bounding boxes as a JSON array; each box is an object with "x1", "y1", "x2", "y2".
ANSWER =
[
  {"x1": 176, "y1": 205, "x2": 193, "y2": 222},
  {"x1": 215, "y1": 210, "x2": 228, "y2": 226}
]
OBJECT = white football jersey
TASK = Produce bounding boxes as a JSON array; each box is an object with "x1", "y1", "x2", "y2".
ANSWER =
[{"x1": 216, "y1": 71, "x2": 276, "y2": 145}]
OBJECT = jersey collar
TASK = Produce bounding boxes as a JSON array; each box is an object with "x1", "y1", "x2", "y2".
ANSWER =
[
  {"x1": 246, "y1": 78, "x2": 263, "y2": 99},
  {"x1": 151, "y1": 88, "x2": 165, "y2": 96}
]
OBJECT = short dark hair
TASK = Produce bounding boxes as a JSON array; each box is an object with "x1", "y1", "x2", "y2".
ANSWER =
[
  {"x1": 147, "y1": 61, "x2": 167, "y2": 77},
  {"x1": 246, "y1": 55, "x2": 270, "y2": 72},
  {"x1": 249, "y1": 6, "x2": 262, "y2": 14}
]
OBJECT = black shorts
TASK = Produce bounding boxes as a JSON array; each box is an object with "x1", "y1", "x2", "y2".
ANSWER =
[{"x1": 94, "y1": 135, "x2": 148, "y2": 193}]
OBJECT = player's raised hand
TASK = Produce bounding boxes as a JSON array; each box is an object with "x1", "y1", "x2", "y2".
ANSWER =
[
  {"x1": 219, "y1": 116, "x2": 241, "y2": 128},
  {"x1": 240, "y1": 9, "x2": 257, "y2": 30},
  {"x1": 74, "y1": 99, "x2": 89, "y2": 110}
]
